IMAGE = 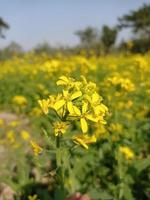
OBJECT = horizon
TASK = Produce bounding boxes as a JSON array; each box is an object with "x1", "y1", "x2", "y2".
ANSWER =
[{"x1": 0, "y1": 0, "x2": 150, "y2": 50}]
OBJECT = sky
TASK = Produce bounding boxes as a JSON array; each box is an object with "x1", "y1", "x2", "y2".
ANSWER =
[{"x1": 0, "y1": 0, "x2": 150, "y2": 50}]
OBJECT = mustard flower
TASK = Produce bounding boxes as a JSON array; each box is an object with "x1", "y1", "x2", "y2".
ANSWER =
[
  {"x1": 119, "y1": 146, "x2": 134, "y2": 160},
  {"x1": 53, "y1": 121, "x2": 68, "y2": 136},
  {"x1": 30, "y1": 140, "x2": 43, "y2": 156},
  {"x1": 72, "y1": 134, "x2": 97, "y2": 149},
  {"x1": 12, "y1": 95, "x2": 27, "y2": 106}
]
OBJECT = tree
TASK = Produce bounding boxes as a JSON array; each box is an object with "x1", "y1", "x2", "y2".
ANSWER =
[
  {"x1": 101, "y1": 25, "x2": 118, "y2": 53},
  {"x1": 118, "y1": 4, "x2": 150, "y2": 36},
  {"x1": 75, "y1": 26, "x2": 97, "y2": 47},
  {"x1": 5, "y1": 41, "x2": 23, "y2": 53},
  {"x1": 0, "y1": 17, "x2": 9, "y2": 38},
  {"x1": 118, "y1": 4, "x2": 150, "y2": 52},
  {"x1": 0, "y1": 42, "x2": 23, "y2": 60}
]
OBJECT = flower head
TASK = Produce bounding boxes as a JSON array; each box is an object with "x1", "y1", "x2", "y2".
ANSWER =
[
  {"x1": 53, "y1": 121, "x2": 69, "y2": 136},
  {"x1": 30, "y1": 140, "x2": 43, "y2": 156},
  {"x1": 119, "y1": 146, "x2": 134, "y2": 160},
  {"x1": 72, "y1": 134, "x2": 97, "y2": 149}
]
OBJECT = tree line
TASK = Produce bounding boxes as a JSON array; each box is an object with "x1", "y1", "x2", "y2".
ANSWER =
[{"x1": 1, "y1": 3, "x2": 150, "y2": 58}]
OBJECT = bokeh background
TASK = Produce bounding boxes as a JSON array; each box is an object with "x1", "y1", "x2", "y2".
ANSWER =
[{"x1": 0, "y1": 1, "x2": 150, "y2": 200}]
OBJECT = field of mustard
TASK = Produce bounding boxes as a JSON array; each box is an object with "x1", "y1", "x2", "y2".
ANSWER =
[{"x1": 0, "y1": 52, "x2": 150, "y2": 200}]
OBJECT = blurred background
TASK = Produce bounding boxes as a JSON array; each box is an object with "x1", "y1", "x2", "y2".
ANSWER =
[
  {"x1": 0, "y1": 1, "x2": 150, "y2": 200},
  {"x1": 1, "y1": 0, "x2": 150, "y2": 57}
]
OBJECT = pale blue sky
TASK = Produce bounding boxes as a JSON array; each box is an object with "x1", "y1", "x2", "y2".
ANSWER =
[{"x1": 0, "y1": 0, "x2": 150, "y2": 50}]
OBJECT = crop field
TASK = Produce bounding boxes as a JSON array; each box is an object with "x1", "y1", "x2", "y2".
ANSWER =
[{"x1": 0, "y1": 52, "x2": 150, "y2": 200}]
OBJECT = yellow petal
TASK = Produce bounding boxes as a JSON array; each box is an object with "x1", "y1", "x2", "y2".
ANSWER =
[
  {"x1": 86, "y1": 135, "x2": 97, "y2": 143},
  {"x1": 94, "y1": 104, "x2": 108, "y2": 115},
  {"x1": 63, "y1": 90, "x2": 69, "y2": 97},
  {"x1": 81, "y1": 75, "x2": 87, "y2": 84},
  {"x1": 72, "y1": 136, "x2": 88, "y2": 149},
  {"x1": 92, "y1": 92, "x2": 100, "y2": 103},
  {"x1": 80, "y1": 117, "x2": 88, "y2": 133},
  {"x1": 71, "y1": 91, "x2": 82, "y2": 100},
  {"x1": 53, "y1": 100, "x2": 65, "y2": 110},
  {"x1": 67, "y1": 101, "x2": 74, "y2": 114},
  {"x1": 86, "y1": 114, "x2": 98, "y2": 122},
  {"x1": 73, "y1": 105, "x2": 81, "y2": 116},
  {"x1": 56, "y1": 80, "x2": 67, "y2": 86},
  {"x1": 59, "y1": 76, "x2": 69, "y2": 82},
  {"x1": 38, "y1": 99, "x2": 49, "y2": 114},
  {"x1": 30, "y1": 140, "x2": 43, "y2": 156},
  {"x1": 82, "y1": 101, "x2": 88, "y2": 113},
  {"x1": 100, "y1": 104, "x2": 108, "y2": 113},
  {"x1": 75, "y1": 138, "x2": 88, "y2": 149}
]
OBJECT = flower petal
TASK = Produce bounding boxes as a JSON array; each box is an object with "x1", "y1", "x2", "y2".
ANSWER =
[
  {"x1": 86, "y1": 114, "x2": 98, "y2": 122},
  {"x1": 67, "y1": 101, "x2": 74, "y2": 114},
  {"x1": 92, "y1": 92, "x2": 100, "y2": 103},
  {"x1": 56, "y1": 80, "x2": 67, "y2": 86},
  {"x1": 53, "y1": 100, "x2": 65, "y2": 110},
  {"x1": 80, "y1": 117, "x2": 88, "y2": 133},
  {"x1": 82, "y1": 101, "x2": 88, "y2": 113},
  {"x1": 73, "y1": 105, "x2": 81, "y2": 116},
  {"x1": 59, "y1": 76, "x2": 69, "y2": 82},
  {"x1": 71, "y1": 91, "x2": 82, "y2": 100}
]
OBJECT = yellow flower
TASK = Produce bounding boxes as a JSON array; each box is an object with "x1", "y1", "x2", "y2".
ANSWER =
[
  {"x1": 30, "y1": 107, "x2": 42, "y2": 116},
  {"x1": 53, "y1": 90, "x2": 82, "y2": 111},
  {"x1": 38, "y1": 99, "x2": 50, "y2": 114},
  {"x1": 72, "y1": 134, "x2": 97, "y2": 149},
  {"x1": 12, "y1": 95, "x2": 27, "y2": 106},
  {"x1": 81, "y1": 76, "x2": 97, "y2": 94},
  {"x1": 30, "y1": 140, "x2": 43, "y2": 156},
  {"x1": 56, "y1": 76, "x2": 71, "y2": 86},
  {"x1": 28, "y1": 194, "x2": 38, "y2": 200},
  {"x1": 109, "y1": 123, "x2": 123, "y2": 133},
  {"x1": 70, "y1": 101, "x2": 101, "y2": 133},
  {"x1": 94, "y1": 124, "x2": 107, "y2": 139},
  {"x1": 6, "y1": 130, "x2": 15, "y2": 144},
  {"x1": 119, "y1": 146, "x2": 134, "y2": 160},
  {"x1": 107, "y1": 75, "x2": 135, "y2": 92},
  {"x1": 84, "y1": 92, "x2": 108, "y2": 116},
  {"x1": 21, "y1": 130, "x2": 30, "y2": 141},
  {"x1": 0, "y1": 118, "x2": 4, "y2": 126},
  {"x1": 9, "y1": 120, "x2": 19, "y2": 127},
  {"x1": 53, "y1": 121, "x2": 68, "y2": 136},
  {"x1": 38, "y1": 75, "x2": 108, "y2": 149}
]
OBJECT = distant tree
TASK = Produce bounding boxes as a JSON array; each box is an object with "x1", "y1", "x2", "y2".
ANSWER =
[
  {"x1": 118, "y1": 4, "x2": 150, "y2": 37},
  {"x1": 101, "y1": 25, "x2": 118, "y2": 53},
  {"x1": 34, "y1": 42, "x2": 54, "y2": 54},
  {"x1": 5, "y1": 41, "x2": 23, "y2": 53},
  {"x1": 0, "y1": 42, "x2": 23, "y2": 60},
  {"x1": 118, "y1": 4, "x2": 150, "y2": 52},
  {"x1": 75, "y1": 26, "x2": 97, "y2": 47},
  {"x1": 0, "y1": 17, "x2": 9, "y2": 38}
]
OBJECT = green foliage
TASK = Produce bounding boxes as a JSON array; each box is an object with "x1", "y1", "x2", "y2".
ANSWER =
[
  {"x1": 118, "y1": 4, "x2": 150, "y2": 53},
  {"x1": 101, "y1": 25, "x2": 118, "y2": 53},
  {"x1": 75, "y1": 27, "x2": 98, "y2": 47},
  {"x1": 118, "y1": 4, "x2": 150, "y2": 35},
  {"x1": 0, "y1": 17, "x2": 9, "y2": 38},
  {"x1": 0, "y1": 53, "x2": 150, "y2": 199}
]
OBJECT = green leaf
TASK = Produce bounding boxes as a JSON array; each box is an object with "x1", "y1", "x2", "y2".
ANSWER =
[
  {"x1": 54, "y1": 187, "x2": 67, "y2": 200},
  {"x1": 88, "y1": 188, "x2": 113, "y2": 200},
  {"x1": 123, "y1": 184, "x2": 135, "y2": 200},
  {"x1": 134, "y1": 158, "x2": 150, "y2": 173}
]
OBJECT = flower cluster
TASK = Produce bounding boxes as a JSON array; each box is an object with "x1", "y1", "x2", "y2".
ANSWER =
[
  {"x1": 119, "y1": 146, "x2": 134, "y2": 160},
  {"x1": 12, "y1": 95, "x2": 28, "y2": 106},
  {"x1": 107, "y1": 75, "x2": 135, "y2": 92},
  {"x1": 38, "y1": 76, "x2": 108, "y2": 149}
]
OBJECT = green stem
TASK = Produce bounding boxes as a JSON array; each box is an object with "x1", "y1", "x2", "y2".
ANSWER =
[{"x1": 56, "y1": 135, "x2": 60, "y2": 148}]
